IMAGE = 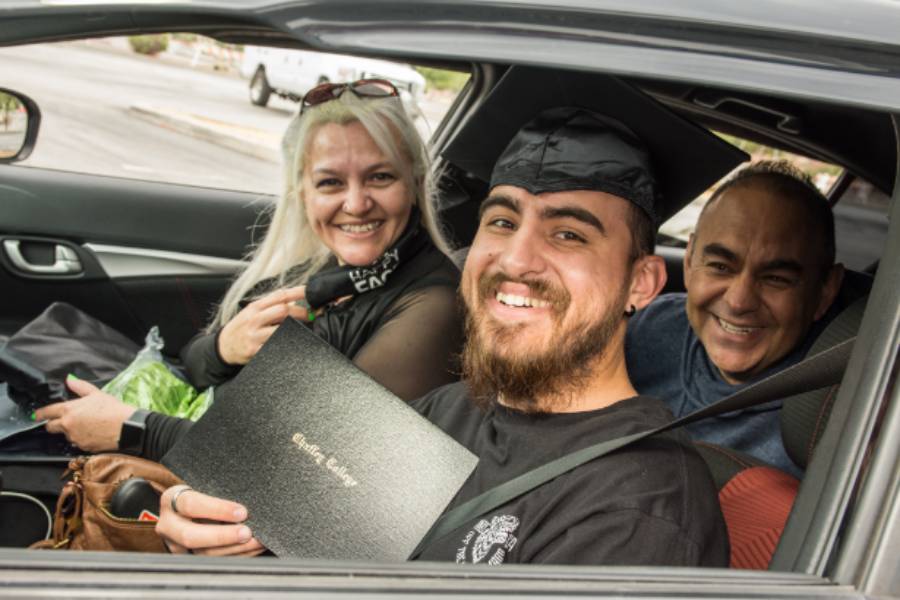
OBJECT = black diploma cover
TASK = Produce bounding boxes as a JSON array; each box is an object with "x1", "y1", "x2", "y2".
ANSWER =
[{"x1": 163, "y1": 318, "x2": 477, "y2": 561}]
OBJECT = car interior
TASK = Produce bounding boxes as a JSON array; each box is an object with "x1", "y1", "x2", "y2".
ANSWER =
[{"x1": 0, "y1": 7, "x2": 897, "y2": 592}]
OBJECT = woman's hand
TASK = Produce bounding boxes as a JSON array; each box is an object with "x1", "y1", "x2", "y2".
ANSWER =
[
  {"x1": 34, "y1": 378, "x2": 135, "y2": 453},
  {"x1": 157, "y1": 485, "x2": 266, "y2": 557},
  {"x1": 217, "y1": 286, "x2": 309, "y2": 366}
]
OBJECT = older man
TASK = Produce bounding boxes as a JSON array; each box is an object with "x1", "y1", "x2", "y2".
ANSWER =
[
  {"x1": 156, "y1": 69, "x2": 746, "y2": 566},
  {"x1": 626, "y1": 161, "x2": 845, "y2": 476}
]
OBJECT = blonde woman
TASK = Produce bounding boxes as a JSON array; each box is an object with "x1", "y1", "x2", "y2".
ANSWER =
[{"x1": 36, "y1": 80, "x2": 463, "y2": 457}]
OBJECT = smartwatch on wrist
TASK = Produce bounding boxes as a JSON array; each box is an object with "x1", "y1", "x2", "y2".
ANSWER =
[{"x1": 118, "y1": 409, "x2": 151, "y2": 456}]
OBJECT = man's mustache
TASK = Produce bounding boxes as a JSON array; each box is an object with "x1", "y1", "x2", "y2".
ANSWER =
[{"x1": 476, "y1": 272, "x2": 570, "y2": 315}]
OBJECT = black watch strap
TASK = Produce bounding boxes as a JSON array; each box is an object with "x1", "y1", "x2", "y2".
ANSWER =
[{"x1": 118, "y1": 408, "x2": 151, "y2": 456}]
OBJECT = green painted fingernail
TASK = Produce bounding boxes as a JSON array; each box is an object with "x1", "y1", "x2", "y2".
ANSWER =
[
  {"x1": 67, "y1": 373, "x2": 79, "y2": 381},
  {"x1": 30, "y1": 412, "x2": 36, "y2": 421}
]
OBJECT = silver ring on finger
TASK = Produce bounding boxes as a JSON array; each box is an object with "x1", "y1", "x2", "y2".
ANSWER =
[{"x1": 170, "y1": 485, "x2": 194, "y2": 516}]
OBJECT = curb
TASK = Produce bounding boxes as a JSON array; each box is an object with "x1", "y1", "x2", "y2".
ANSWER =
[{"x1": 128, "y1": 103, "x2": 280, "y2": 163}]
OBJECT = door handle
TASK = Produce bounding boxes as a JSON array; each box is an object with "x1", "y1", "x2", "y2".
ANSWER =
[{"x1": 3, "y1": 239, "x2": 83, "y2": 275}]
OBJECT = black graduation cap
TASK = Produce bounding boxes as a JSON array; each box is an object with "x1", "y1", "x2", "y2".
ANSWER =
[{"x1": 442, "y1": 66, "x2": 749, "y2": 224}]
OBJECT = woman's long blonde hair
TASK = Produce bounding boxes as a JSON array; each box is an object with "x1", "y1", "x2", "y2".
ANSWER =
[{"x1": 211, "y1": 92, "x2": 449, "y2": 330}]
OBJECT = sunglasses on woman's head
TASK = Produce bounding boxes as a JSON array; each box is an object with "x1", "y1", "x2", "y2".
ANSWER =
[{"x1": 300, "y1": 79, "x2": 400, "y2": 114}]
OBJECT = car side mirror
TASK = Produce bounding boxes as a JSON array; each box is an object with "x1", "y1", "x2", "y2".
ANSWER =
[{"x1": 0, "y1": 88, "x2": 40, "y2": 164}]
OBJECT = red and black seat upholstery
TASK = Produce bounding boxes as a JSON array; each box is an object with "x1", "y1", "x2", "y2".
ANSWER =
[{"x1": 696, "y1": 291, "x2": 868, "y2": 569}]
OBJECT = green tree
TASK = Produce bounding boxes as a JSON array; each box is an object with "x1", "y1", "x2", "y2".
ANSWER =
[
  {"x1": 0, "y1": 93, "x2": 22, "y2": 131},
  {"x1": 129, "y1": 34, "x2": 170, "y2": 56},
  {"x1": 414, "y1": 67, "x2": 469, "y2": 92}
]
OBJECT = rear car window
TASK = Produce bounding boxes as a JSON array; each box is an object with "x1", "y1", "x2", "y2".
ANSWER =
[
  {"x1": 659, "y1": 135, "x2": 889, "y2": 272},
  {"x1": 832, "y1": 179, "x2": 890, "y2": 272}
]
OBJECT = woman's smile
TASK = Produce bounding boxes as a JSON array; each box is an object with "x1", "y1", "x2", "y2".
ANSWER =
[{"x1": 336, "y1": 219, "x2": 385, "y2": 236}]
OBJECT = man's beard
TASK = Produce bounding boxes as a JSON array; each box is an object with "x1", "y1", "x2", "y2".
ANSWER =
[{"x1": 461, "y1": 271, "x2": 629, "y2": 413}]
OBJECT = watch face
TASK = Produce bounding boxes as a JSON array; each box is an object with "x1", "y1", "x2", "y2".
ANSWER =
[{"x1": 119, "y1": 411, "x2": 147, "y2": 454}]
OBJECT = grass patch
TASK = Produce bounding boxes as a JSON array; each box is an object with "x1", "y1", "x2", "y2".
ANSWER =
[{"x1": 415, "y1": 67, "x2": 469, "y2": 92}]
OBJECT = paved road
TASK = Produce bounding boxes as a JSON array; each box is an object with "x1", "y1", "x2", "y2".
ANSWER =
[
  {"x1": 0, "y1": 40, "x2": 452, "y2": 194},
  {"x1": 1, "y1": 41, "x2": 282, "y2": 192}
]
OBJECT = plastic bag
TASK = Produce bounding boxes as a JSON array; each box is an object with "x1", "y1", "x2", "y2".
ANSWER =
[{"x1": 102, "y1": 327, "x2": 213, "y2": 421}]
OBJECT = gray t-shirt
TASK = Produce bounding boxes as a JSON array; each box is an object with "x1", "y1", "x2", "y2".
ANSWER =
[{"x1": 625, "y1": 293, "x2": 812, "y2": 477}]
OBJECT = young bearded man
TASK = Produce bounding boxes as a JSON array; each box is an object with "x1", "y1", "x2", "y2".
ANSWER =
[{"x1": 626, "y1": 161, "x2": 845, "y2": 476}]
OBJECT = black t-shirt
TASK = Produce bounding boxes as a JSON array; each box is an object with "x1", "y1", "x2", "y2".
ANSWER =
[{"x1": 411, "y1": 382, "x2": 729, "y2": 567}]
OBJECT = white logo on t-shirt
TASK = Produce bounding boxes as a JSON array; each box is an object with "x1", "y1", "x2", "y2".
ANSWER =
[{"x1": 455, "y1": 515, "x2": 520, "y2": 565}]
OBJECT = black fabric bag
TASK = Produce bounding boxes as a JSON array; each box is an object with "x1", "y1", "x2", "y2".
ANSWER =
[
  {"x1": 0, "y1": 303, "x2": 140, "y2": 446},
  {"x1": 3, "y1": 302, "x2": 139, "y2": 387}
]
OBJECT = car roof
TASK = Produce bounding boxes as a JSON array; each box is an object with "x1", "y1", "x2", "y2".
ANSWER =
[{"x1": 4, "y1": 0, "x2": 900, "y2": 46}]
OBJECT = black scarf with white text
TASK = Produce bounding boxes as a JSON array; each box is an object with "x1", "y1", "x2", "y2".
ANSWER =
[{"x1": 305, "y1": 209, "x2": 429, "y2": 309}]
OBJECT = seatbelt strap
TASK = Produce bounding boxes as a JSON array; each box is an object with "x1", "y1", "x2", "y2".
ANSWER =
[{"x1": 410, "y1": 336, "x2": 856, "y2": 558}]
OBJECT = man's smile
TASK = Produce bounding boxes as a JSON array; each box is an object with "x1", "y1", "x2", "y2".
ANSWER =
[
  {"x1": 713, "y1": 315, "x2": 764, "y2": 337},
  {"x1": 496, "y1": 291, "x2": 550, "y2": 309},
  {"x1": 477, "y1": 278, "x2": 564, "y2": 324}
]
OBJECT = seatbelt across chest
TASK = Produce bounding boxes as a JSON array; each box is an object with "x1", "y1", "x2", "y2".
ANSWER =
[{"x1": 411, "y1": 336, "x2": 856, "y2": 558}]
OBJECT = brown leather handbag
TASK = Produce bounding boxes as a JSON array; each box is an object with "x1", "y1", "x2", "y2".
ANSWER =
[{"x1": 31, "y1": 454, "x2": 182, "y2": 552}]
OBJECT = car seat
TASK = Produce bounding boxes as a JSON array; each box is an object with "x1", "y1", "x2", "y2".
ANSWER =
[{"x1": 695, "y1": 285, "x2": 869, "y2": 570}]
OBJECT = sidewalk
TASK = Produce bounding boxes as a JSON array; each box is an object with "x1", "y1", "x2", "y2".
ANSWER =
[
  {"x1": 85, "y1": 35, "x2": 456, "y2": 164},
  {"x1": 129, "y1": 104, "x2": 281, "y2": 163}
]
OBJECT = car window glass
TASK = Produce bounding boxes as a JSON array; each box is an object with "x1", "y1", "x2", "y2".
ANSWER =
[
  {"x1": 659, "y1": 135, "x2": 842, "y2": 244},
  {"x1": 0, "y1": 36, "x2": 469, "y2": 194},
  {"x1": 832, "y1": 179, "x2": 890, "y2": 272}
]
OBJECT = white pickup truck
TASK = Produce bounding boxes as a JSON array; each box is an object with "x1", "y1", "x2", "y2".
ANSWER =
[{"x1": 240, "y1": 46, "x2": 426, "y2": 108}]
